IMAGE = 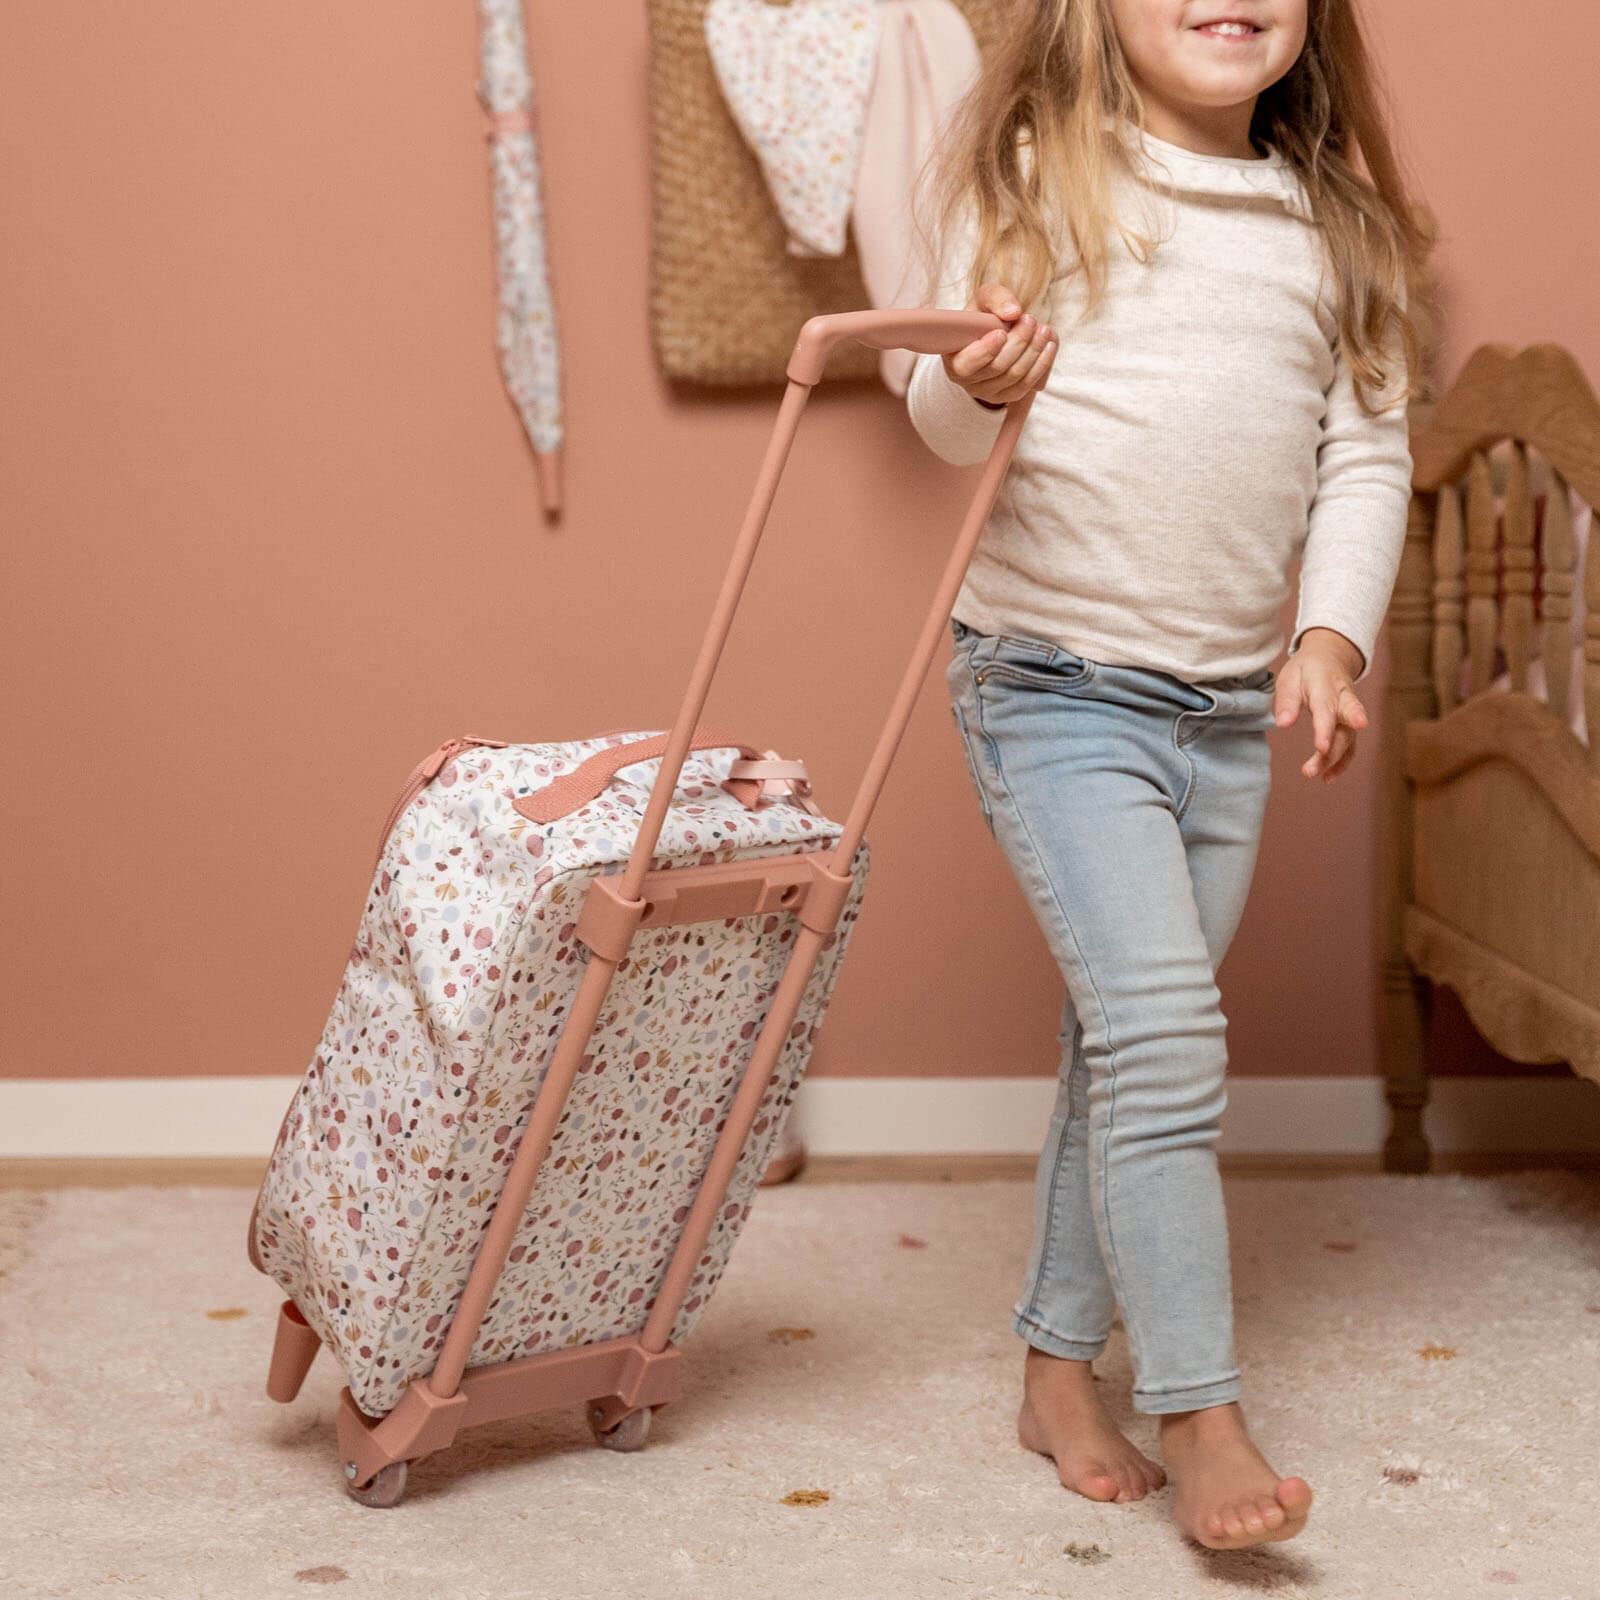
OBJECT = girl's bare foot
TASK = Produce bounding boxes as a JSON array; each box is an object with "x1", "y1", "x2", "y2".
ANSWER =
[
  {"x1": 1017, "y1": 1346, "x2": 1167, "y2": 1503},
  {"x1": 1158, "y1": 1401, "x2": 1313, "y2": 1549}
]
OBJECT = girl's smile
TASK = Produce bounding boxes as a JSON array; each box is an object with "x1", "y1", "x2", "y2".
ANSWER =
[{"x1": 1192, "y1": 18, "x2": 1267, "y2": 42}]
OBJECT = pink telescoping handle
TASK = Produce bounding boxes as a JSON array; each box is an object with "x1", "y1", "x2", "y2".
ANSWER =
[
  {"x1": 786, "y1": 307, "x2": 1010, "y2": 384},
  {"x1": 613, "y1": 306, "x2": 1033, "y2": 908}
]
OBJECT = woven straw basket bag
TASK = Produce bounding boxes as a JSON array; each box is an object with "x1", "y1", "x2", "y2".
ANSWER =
[{"x1": 648, "y1": 0, "x2": 1014, "y2": 386}]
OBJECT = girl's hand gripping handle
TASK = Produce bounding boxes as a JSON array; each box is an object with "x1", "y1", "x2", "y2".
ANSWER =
[{"x1": 943, "y1": 283, "x2": 1058, "y2": 409}]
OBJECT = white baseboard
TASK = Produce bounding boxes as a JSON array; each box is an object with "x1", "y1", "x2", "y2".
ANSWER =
[{"x1": 2, "y1": 1074, "x2": 1596, "y2": 1160}]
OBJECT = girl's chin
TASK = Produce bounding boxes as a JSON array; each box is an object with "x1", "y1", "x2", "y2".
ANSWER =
[{"x1": 1171, "y1": 68, "x2": 1282, "y2": 99}]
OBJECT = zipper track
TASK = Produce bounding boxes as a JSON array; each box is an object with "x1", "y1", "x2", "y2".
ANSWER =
[{"x1": 373, "y1": 736, "x2": 509, "y2": 871}]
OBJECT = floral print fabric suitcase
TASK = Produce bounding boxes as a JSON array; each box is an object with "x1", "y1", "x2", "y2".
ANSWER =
[
  {"x1": 248, "y1": 309, "x2": 1032, "y2": 1505},
  {"x1": 249, "y1": 730, "x2": 868, "y2": 1417}
]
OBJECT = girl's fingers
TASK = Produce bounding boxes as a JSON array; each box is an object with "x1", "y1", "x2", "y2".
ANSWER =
[
  {"x1": 975, "y1": 282, "x2": 1024, "y2": 320},
  {"x1": 1310, "y1": 683, "x2": 1338, "y2": 756},
  {"x1": 1337, "y1": 683, "x2": 1368, "y2": 730},
  {"x1": 948, "y1": 328, "x2": 1008, "y2": 380},
  {"x1": 985, "y1": 313, "x2": 1042, "y2": 378},
  {"x1": 991, "y1": 336, "x2": 1056, "y2": 400},
  {"x1": 1033, "y1": 337, "x2": 1059, "y2": 389},
  {"x1": 1303, "y1": 693, "x2": 1363, "y2": 780},
  {"x1": 1323, "y1": 736, "x2": 1358, "y2": 781},
  {"x1": 1321, "y1": 726, "x2": 1358, "y2": 781},
  {"x1": 956, "y1": 298, "x2": 1055, "y2": 398},
  {"x1": 1273, "y1": 670, "x2": 1302, "y2": 728}
]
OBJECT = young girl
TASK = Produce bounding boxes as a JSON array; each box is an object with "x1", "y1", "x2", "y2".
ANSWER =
[{"x1": 908, "y1": 0, "x2": 1432, "y2": 1553}]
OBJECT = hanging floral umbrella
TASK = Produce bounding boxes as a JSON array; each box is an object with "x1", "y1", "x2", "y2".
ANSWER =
[{"x1": 477, "y1": 0, "x2": 563, "y2": 517}]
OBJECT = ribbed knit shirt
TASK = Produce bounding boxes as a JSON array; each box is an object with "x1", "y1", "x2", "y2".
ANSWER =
[{"x1": 908, "y1": 121, "x2": 1413, "y2": 683}]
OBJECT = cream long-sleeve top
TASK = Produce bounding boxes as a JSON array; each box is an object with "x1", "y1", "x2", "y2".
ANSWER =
[{"x1": 908, "y1": 121, "x2": 1413, "y2": 683}]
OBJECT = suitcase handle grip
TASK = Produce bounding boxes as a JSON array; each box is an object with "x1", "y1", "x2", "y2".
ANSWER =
[
  {"x1": 786, "y1": 308, "x2": 1007, "y2": 385},
  {"x1": 514, "y1": 725, "x2": 761, "y2": 824}
]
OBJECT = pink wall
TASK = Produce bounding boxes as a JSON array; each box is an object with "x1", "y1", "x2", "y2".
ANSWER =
[{"x1": 4, "y1": 2, "x2": 1594, "y2": 1083}]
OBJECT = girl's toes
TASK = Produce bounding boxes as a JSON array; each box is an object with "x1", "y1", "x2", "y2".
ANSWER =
[
  {"x1": 1278, "y1": 1478, "x2": 1314, "y2": 1518},
  {"x1": 1258, "y1": 1494, "x2": 1286, "y2": 1530},
  {"x1": 1074, "y1": 1469, "x2": 1120, "y2": 1501},
  {"x1": 1142, "y1": 1460, "x2": 1169, "y2": 1492}
]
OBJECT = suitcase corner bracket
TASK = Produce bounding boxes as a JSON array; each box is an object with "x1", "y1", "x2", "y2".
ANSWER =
[
  {"x1": 798, "y1": 857, "x2": 854, "y2": 936},
  {"x1": 575, "y1": 873, "x2": 646, "y2": 963}
]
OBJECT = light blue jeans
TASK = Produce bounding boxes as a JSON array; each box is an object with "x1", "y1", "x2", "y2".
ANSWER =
[{"x1": 945, "y1": 616, "x2": 1277, "y2": 1414}]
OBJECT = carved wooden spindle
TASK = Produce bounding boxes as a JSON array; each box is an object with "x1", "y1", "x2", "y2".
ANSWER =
[
  {"x1": 1501, "y1": 441, "x2": 1536, "y2": 690},
  {"x1": 1463, "y1": 449, "x2": 1499, "y2": 697},
  {"x1": 1538, "y1": 459, "x2": 1576, "y2": 724},
  {"x1": 1586, "y1": 495, "x2": 1600, "y2": 774},
  {"x1": 1431, "y1": 480, "x2": 1465, "y2": 714}
]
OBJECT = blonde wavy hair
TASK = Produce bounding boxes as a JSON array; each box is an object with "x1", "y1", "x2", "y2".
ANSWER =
[{"x1": 920, "y1": 0, "x2": 1436, "y2": 414}]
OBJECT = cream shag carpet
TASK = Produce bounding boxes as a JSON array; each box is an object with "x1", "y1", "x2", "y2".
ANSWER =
[{"x1": 2, "y1": 1175, "x2": 1597, "y2": 1600}]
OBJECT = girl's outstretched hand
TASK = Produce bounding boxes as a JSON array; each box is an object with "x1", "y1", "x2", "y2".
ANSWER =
[
  {"x1": 943, "y1": 282, "x2": 1057, "y2": 405},
  {"x1": 1273, "y1": 628, "x2": 1368, "y2": 782}
]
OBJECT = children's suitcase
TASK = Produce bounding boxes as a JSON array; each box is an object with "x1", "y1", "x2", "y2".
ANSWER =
[{"x1": 248, "y1": 308, "x2": 1033, "y2": 1505}]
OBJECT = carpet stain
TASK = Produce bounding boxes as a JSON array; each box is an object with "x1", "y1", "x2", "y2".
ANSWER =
[
  {"x1": 294, "y1": 1567, "x2": 350, "y2": 1585},
  {"x1": 1417, "y1": 1344, "x2": 1458, "y2": 1361},
  {"x1": 1487, "y1": 1572, "x2": 1519, "y2": 1585},
  {"x1": 1382, "y1": 1465, "x2": 1421, "y2": 1485},
  {"x1": 206, "y1": 1307, "x2": 249, "y2": 1321},
  {"x1": 1064, "y1": 1542, "x2": 1110, "y2": 1564},
  {"x1": 1322, "y1": 1240, "x2": 1358, "y2": 1252},
  {"x1": 781, "y1": 1490, "x2": 830, "y2": 1507},
  {"x1": 767, "y1": 1327, "x2": 815, "y2": 1344},
  {"x1": 897, "y1": 1234, "x2": 927, "y2": 1249}
]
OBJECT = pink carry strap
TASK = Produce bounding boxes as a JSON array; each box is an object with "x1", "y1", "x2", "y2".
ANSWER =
[
  {"x1": 514, "y1": 725, "x2": 759, "y2": 824},
  {"x1": 722, "y1": 751, "x2": 824, "y2": 816}
]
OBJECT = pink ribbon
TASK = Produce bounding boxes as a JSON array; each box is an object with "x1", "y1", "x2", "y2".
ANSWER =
[
  {"x1": 483, "y1": 109, "x2": 533, "y2": 140},
  {"x1": 721, "y1": 750, "x2": 823, "y2": 816}
]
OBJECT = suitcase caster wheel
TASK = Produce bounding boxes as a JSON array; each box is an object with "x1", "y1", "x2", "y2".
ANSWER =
[
  {"x1": 589, "y1": 1404, "x2": 651, "y2": 1452},
  {"x1": 343, "y1": 1459, "x2": 408, "y2": 1507}
]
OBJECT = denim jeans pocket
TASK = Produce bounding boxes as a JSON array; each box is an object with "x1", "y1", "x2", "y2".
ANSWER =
[{"x1": 972, "y1": 642, "x2": 1095, "y2": 694}]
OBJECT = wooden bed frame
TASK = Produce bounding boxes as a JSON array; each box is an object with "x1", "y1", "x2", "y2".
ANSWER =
[{"x1": 1377, "y1": 342, "x2": 1600, "y2": 1171}]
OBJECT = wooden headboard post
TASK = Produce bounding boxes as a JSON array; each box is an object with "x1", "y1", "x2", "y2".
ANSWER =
[
  {"x1": 1588, "y1": 496, "x2": 1600, "y2": 773},
  {"x1": 1376, "y1": 452, "x2": 1440, "y2": 1172}
]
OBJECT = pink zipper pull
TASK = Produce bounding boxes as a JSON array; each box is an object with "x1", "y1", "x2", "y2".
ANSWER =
[
  {"x1": 375, "y1": 736, "x2": 510, "y2": 871},
  {"x1": 420, "y1": 735, "x2": 507, "y2": 781}
]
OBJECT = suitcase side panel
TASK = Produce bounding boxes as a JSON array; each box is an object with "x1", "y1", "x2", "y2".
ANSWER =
[{"x1": 392, "y1": 841, "x2": 870, "y2": 1404}]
